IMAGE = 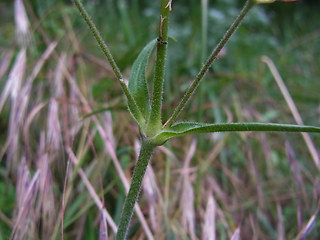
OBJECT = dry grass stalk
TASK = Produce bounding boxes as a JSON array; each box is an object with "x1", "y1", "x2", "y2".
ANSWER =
[
  {"x1": 66, "y1": 147, "x2": 118, "y2": 233},
  {"x1": 58, "y1": 56, "x2": 154, "y2": 239},
  {"x1": 22, "y1": 102, "x2": 47, "y2": 158},
  {"x1": 14, "y1": 0, "x2": 30, "y2": 47},
  {"x1": 181, "y1": 179, "x2": 196, "y2": 239},
  {"x1": 295, "y1": 204, "x2": 319, "y2": 240},
  {"x1": 180, "y1": 139, "x2": 197, "y2": 240},
  {"x1": 158, "y1": 145, "x2": 179, "y2": 162},
  {"x1": 313, "y1": 178, "x2": 320, "y2": 205},
  {"x1": 204, "y1": 177, "x2": 232, "y2": 237},
  {"x1": 36, "y1": 134, "x2": 56, "y2": 238},
  {"x1": 205, "y1": 176, "x2": 228, "y2": 205},
  {"x1": 245, "y1": 143, "x2": 265, "y2": 208},
  {"x1": 6, "y1": 106, "x2": 20, "y2": 169},
  {"x1": 230, "y1": 227, "x2": 240, "y2": 240},
  {"x1": 261, "y1": 56, "x2": 320, "y2": 170},
  {"x1": 249, "y1": 214, "x2": 258, "y2": 240},
  {"x1": 61, "y1": 157, "x2": 71, "y2": 240},
  {"x1": 202, "y1": 195, "x2": 216, "y2": 240},
  {"x1": 0, "y1": 48, "x2": 26, "y2": 113},
  {"x1": 202, "y1": 135, "x2": 226, "y2": 172},
  {"x1": 6, "y1": 43, "x2": 56, "y2": 171},
  {"x1": 11, "y1": 158, "x2": 40, "y2": 240},
  {"x1": 144, "y1": 166, "x2": 160, "y2": 234},
  {"x1": 260, "y1": 133, "x2": 273, "y2": 178},
  {"x1": 277, "y1": 203, "x2": 285, "y2": 240},
  {"x1": 21, "y1": 43, "x2": 57, "y2": 112},
  {"x1": 0, "y1": 48, "x2": 26, "y2": 168},
  {"x1": 104, "y1": 112, "x2": 116, "y2": 149},
  {"x1": 46, "y1": 55, "x2": 65, "y2": 150},
  {"x1": 285, "y1": 141, "x2": 308, "y2": 203},
  {"x1": 99, "y1": 210, "x2": 109, "y2": 240},
  {"x1": 47, "y1": 98, "x2": 63, "y2": 149},
  {"x1": 68, "y1": 79, "x2": 81, "y2": 140},
  {"x1": 88, "y1": 117, "x2": 154, "y2": 238},
  {"x1": 297, "y1": 201, "x2": 303, "y2": 233},
  {"x1": 0, "y1": 50, "x2": 13, "y2": 80},
  {"x1": 82, "y1": 52, "x2": 114, "y2": 75}
]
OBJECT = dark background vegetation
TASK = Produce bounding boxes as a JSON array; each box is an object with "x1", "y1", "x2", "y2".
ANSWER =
[{"x1": 0, "y1": 0, "x2": 319, "y2": 239}]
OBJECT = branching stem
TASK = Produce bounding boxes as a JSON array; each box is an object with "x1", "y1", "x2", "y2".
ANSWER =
[{"x1": 164, "y1": 0, "x2": 254, "y2": 128}]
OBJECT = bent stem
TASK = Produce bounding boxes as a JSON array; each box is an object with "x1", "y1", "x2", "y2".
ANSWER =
[
  {"x1": 164, "y1": 0, "x2": 254, "y2": 128},
  {"x1": 116, "y1": 140, "x2": 155, "y2": 240}
]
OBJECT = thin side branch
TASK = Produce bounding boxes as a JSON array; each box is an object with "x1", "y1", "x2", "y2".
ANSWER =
[
  {"x1": 73, "y1": 0, "x2": 144, "y2": 124},
  {"x1": 73, "y1": 0, "x2": 122, "y2": 80},
  {"x1": 164, "y1": 0, "x2": 254, "y2": 128}
]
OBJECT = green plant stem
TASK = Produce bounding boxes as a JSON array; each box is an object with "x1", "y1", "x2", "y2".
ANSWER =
[
  {"x1": 74, "y1": 0, "x2": 122, "y2": 79},
  {"x1": 147, "y1": 0, "x2": 171, "y2": 134},
  {"x1": 116, "y1": 140, "x2": 155, "y2": 240},
  {"x1": 74, "y1": 0, "x2": 144, "y2": 123},
  {"x1": 153, "y1": 122, "x2": 320, "y2": 144},
  {"x1": 164, "y1": 0, "x2": 254, "y2": 128}
]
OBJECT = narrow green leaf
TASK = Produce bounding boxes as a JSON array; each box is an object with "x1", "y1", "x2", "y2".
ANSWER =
[
  {"x1": 128, "y1": 39, "x2": 157, "y2": 120},
  {"x1": 152, "y1": 122, "x2": 320, "y2": 144}
]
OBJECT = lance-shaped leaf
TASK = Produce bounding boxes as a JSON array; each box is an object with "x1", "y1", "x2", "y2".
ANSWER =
[
  {"x1": 128, "y1": 39, "x2": 157, "y2": 120},
  {"x1": 152, "y1": 122, "x2": 320, "y2": 145}
]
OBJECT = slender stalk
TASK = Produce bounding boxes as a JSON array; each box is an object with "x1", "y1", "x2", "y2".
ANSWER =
[
  {"x1": 116, "y1": 140, "x2": 155, "y2": 240},
  {"x1": 153, "y1": 122, "x2": 320, "y2": 144},
  {"x1": 73, "y1": 0, "x2": 144, "y2": 125},
  {"x1": 197, "y1": 0, "x2": 208, "y2": 131},
  {"x1": 147, "y1": 0, "x2": 171, "y2": 134},
  {"x1": 74, "y1": 0, "x2": 121, "y2": 79},
  {"x1": 164, "y1": 0, "x2": 254, "y2": 128}
]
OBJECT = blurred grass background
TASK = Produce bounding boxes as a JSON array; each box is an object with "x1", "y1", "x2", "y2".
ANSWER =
[{"x1": 0, "y1": 0, "x2": 319, "y2": 239}]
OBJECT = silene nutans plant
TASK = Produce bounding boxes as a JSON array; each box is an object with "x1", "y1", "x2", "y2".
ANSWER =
[{"x1": 73, "y1": 0, "x2": 320, "y2": 239}]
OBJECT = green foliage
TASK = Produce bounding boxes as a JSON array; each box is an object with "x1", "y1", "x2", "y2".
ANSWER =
[
  {"x1": 128, "y1": 39, "x2": 156, "y2": 121},
  {"x1": 1, "y1": 0, "x2": 319, "y2": 239},
  {"x1": 0, "y1": 180, "x2": 15, "y2": 238},
  {"x1": 72, "y1": 0, "x2": 320, "y2": 239}
]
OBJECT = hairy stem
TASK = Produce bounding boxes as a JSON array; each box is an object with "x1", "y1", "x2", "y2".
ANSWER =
[
  {"x1": 74, "y1": 0, "x2": 144, "y2": 123},
  {"x1": 164, "y1": 0, "x2": 254, "y2": 128},
  {"x1": 147, "y1": 0, "x2": 171, "y2": 134},
  {"x1": 116, "y1": 140, "x2": 155, "y2": 240},
  {"x1": 74, "y1": 0, "x2": 122, "y2": 79}
]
